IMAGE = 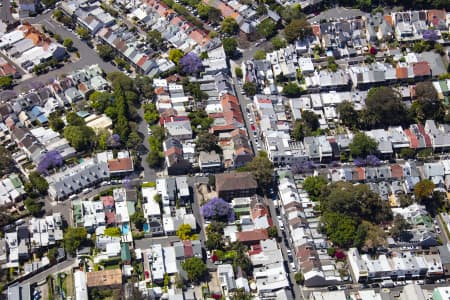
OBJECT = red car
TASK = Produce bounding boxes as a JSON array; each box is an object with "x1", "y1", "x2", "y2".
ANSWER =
[
  {"x1": 145, "y1": 271, "x2": 150, "y2": 279},
  {"x1": 251, "y1": 124, "x2": 256, "y2": 131}
]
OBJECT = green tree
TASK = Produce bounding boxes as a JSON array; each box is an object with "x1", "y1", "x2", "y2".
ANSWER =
[
  {"x1": 221, "y1": 17, "x2": 239, "y2": 35},
  {"x1": 131, "y1": 211, "x2": 146, "y2": 231},
  {"x1": 337, "y1": 101, "x2": 359, "y2": 128},
  {"x1": 242, "y1": 82, "x2": 256, "y2": 96},
  {"x1": 303, "y1": 176, "x2": 327, "y2": 201},
  {"x1": 0, "y1": 146, "x2": 14, "y2": 176},
  {"x1": 267, "y1": 226, "x2": 278, "y2": 238},
  {"x1": 147, "y1": 30, "x2": 163, "y2": 47},
  {"x1": 63, "y1": 38, "x2": 73, "y2": 50},
  {"x1": 96, "y1": 44, "x2": 115, "y2": 61},
  {"x1": 168, "y1": 49, "x2": 184, "y2": 65},
  {"x1": 205, "y1": 232, "x2": 224, "y2": 250},
  {"x1": 66, "y1": 111, "x2": 85, "y2": 126},
  {"x1": 257, "y1": 19, "x2": 277, "y2": 39},
  {"x1": 47, "y1": 247, "x2": 58, "y2": 264},
  {"x1": 294, "y1": 272, "x2": 304, "y2": 284},
  {"x1": 53, "y1": 9, "x2": 63, "y2": 19},
  {"x1": 143, "y1": 103, "x2": 159, "y2": 124},
  {"x1": 349, "y1": 132, "x2": 378, "y2": 158},
  {"x1": 414, "y1": 179, "x2": 435, "y2": 201},
  {"x1": 76, "y1": 26, "x2": 90, "y2": 40},
  {"x1": 126, "y1": 131, "x2": 141, "y2": 149},
  {"x1": 323, "y1": 212, "x2": 358, "y2": 247},
  {"x1": 29, "y1": 171, "x2": 49, "y2": 195},
  {"x1": 222, "y1": 38, "x2": 238, "y2": 57},
  {"x1": 104, "y1": 227, "x2": 121, "y2": 237},
  {"x1": 176, "y1": 224, "x2": 194, "y2": 240},
  {"x1": 291, "y1": 121, "x2": 304, "y2": 141},
  {"x1": 0, "y1": 76, "x2": 13, "y2": 89},
  {"x1": 240, "y1": 151, "x2": 274, "y2": 190},
  {"x1": 284, "y1": 18, "x2": 312, "y2": 43},
  {"x1": 48, "y1": 113, "x2": 65, "y2": 133},
  {"x1": 399, "y1": 148, "x2": 415, "y2": 159},
  {"x1": 64, "y1": 125, "x2": 96, "y2": 151},
  {"x1": 327, "y1": 56, "x2": 338, "y2": 72},
  {"x1": 410, "y1": 81, "x2": 445, "y2": 123},
  {"x1": 188, "y1": 111, "x2": 213, "y2": 133},
  {"x1": 271, "y1": 37, "x2": 287, "y2": 50},
  {"x1": 64, "y1": 227, "x2": 87, "y2": 255},
  {"x1": 279, "y1": 4, "x2": 304, "y2": 23},
  {"x1": 282, "y1": 82, "x2": 302, "y2": 97},
  {"x1": 320, "y1": 181, "x2": 392, "y2": 225},
  {"x1": 231, "y1": 289, "x2": 252, "y2": 300},
  {"x1": 89, "y1": 91, "x2": 112, "y2": 113},
  {"x1": 24, "y1": 197, "x2": 43, "y2": 217},
  {"x1": 182, "y1": 257, "x2": 208, "y2": 283},
  {"x1": 253, "y1": 50, "x2": 266, "y2": 60},
  {"x1": 302, "y1": 110, "x2": 320, "y2": 132},
  {"x1": 135, "y1": 76, "x2": 154, "y2": 99},
  {"x1": 195, "y1": 132, "x2": 221, "y2": 154},
  {"x1": 235, "y1": 67, "x2": 243, "y2": 79},
  {"x1": 390, "y1": 214, "x2": 411, "y2": 240},
  {"x1": 361, "y1": 87, "x2": 409, "y2": 129}
]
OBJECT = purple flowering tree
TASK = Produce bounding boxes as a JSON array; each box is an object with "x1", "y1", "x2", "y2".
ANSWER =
[
  {"x1": 201, "y1": 197, "x2": 235, "y2": 223},
  {"x1": 107, "y1": 134, "x2": 121, "y2": 148},
  {"x1": 179, "y1": 52, "x2": 203, "y2": 74},
  {"x1": 353, "y1": 158, "x2": 366, "y2": 167},
  {"x1": 366, "y1": 155, "x2": 381, "y2": 166},
  {"x1": 37, "y1": 150, "x2": 63, "y2": 175}
]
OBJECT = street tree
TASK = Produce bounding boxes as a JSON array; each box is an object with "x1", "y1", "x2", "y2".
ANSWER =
[
  {"x1": 64, "y1": 227, "x2": 87, "y2": 255},
  {"x1": 240, "y1": 151, "x2": 274, "y2": 190},
  {"x1": 221, "y1": 17, "x2": 239, "y2": 35},
  {"x1": 242, "y1": 82, "x2": 256, "y2": 96},
  {"x1": 222, "y1": 38, "x2": 238, "y2": 57}
]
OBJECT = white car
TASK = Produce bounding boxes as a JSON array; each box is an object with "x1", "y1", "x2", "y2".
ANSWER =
[{"x1": 290, "y1": 262, "x2": 296, "y2": 272}]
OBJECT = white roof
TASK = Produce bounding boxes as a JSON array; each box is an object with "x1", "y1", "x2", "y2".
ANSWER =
[{"x1": 74, "y1": 271, "x2": 88, "y2": 300}]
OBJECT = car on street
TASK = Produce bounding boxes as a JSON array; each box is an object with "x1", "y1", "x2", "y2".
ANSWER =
[
  {"x1": 290, "y1": 262, "x2": 296, "y2": 272},
  {"x1": 328, "y1": 286, "x2": 338, "y2": 291}
]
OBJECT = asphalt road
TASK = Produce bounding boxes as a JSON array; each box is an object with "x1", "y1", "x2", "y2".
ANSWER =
[
  {"x1": 16, "y1": 257, "x2": 76, "y2": 286},
  {"x1": 137, "y1": 105, "x2": 157, "y2": 183},
  {"x1": 233, "y1": 83, "x2": 258, "y2": 154},
  {"x1": 14, "y1": 12, "x2": 119, "y2": 93}
]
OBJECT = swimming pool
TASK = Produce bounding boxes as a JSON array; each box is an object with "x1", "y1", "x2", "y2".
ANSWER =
[
  {"x1": 143, "y1": 223, "x2": 150, "y2": 233},
  {"x1": 121, "y1": 223, "x2": 130, "y2": 235}
]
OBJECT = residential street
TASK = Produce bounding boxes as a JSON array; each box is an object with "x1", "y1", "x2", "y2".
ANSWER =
[
  {"x1": 16, "y1": 257, "x2": 76, "y2": 286},
  {"x1": 14, "y1": 12, "x2": 119, "y2": 93}
]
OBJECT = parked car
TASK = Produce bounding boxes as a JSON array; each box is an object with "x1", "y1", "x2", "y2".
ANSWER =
[{"x1": 328, "y1": 286, "x2": 338, "y2": 291}]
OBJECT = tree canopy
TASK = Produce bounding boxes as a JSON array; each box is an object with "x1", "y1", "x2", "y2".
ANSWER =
[
  {"x1": 303, "y1": 176, "x2": 327, "y2": 201},
  {"x1": 64, "y1": 227, "x2": 87, "y2": 255},
  {"x1": 240, "y1": 151, "x2": 274, "y2": 190},
  {"x1": 168, "y1": 49, "x2": 185, "y2": 65},
  {"x1": 348, "y1": 132, "x2": 378, "y2": 158},
  {"x1": 182, "y1": 257, "x2": 208, "y2": 283},
  {"x1": 221, "y1": 17, "x2": 239, "y2": 35},
  {"x1": 282, "y1": 82, "x2": 303, "y2": 97},
  {"x1": 242, "y1": 82, "x2": 256, "y2": 96},
  {"x1": 222, "y1": 38, "x2": 238, "y2": 57},
  {"x1": 361, "y1": 87, "x2": 409, "y2": 129},
  {"x1": 410, "y1": 81, "x2": 444, "y2": 123},
  {"x1": 284, "y1": 19, "x2": 312, "y2": 43},
  {"x1": 96, "y1": 44, "x2": 115, "y2": 61},
  {"x1": 29, "y1": 171, "x2": 49, "y2": 195},
  {"x1": 257, "y1": 19, "x2": 277, "y2": 39},
  {"x1": 337, "y1": 101, "x2": 359, "y2": 128}
]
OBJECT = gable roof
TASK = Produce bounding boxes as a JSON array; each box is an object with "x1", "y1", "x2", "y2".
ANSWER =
[{"x1": 215, "y1": 172, "x2": 257, "y2": 192}]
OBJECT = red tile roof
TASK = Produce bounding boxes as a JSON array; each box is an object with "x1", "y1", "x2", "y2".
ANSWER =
[
  {"x1": 412, "y1": 61, "x2": 431, "y2": 77},
  {"x1": 236, "y1": 229, "x2": 268, "y2": 243},
  {"x1": 390, "y1": 164, "x2": 404, "y2": 179},
  {"x1": 404, "y1": 128, "x2": 419, "y2": 149},
  {"x1": 250, "y1": 202, "x2": 269, "y2": 220},
  {"x1": 101, "y1": 196, "x2": 114, "y2": 208},
  {"x1": 396, "y1": 66, "x2": 408, "y2": 79},
  {"x1": 183, "y1": 240, "x2": 194, "y2": 258},
  {"x1": 427, "y1": 10, "x2": 446, "y2": 23},
  {"x1": 105, "y1": 212, "x2": 116, "y2": 225},
  {"x1": 108, "y1": 158, "x2": 133, "y2": 172},
  {"x1": 417, "y1": 124, "x2": 432, "y2": 147}
]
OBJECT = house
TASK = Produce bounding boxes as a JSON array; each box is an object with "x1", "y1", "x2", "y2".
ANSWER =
[
  {"x1": 230, "y1": 128, "x2": 253, "y2": 168},
  {"x1": 47, "y1": 158, "x2": 110, "y2": 200},
  {"x1": 156, "y1": 177, "x2": 177, "y2": 207},
  {"x1": 215, "y1": 172, "x2": 258, "y2": 201},
  {"x1": 164, "y1": 119, "x2": 192, "y2": 140},
  {"x1": 236, "y1": 229, "x2": 268, "y2": 245},
  {"x1": 198, "y1": 151, "x2": 222, "y2": 172},
  {"x1": 142, "y1": 186, "x2": 163, "y2": 236},
  {"x1": 74, "y1": 270, "x2": 88, "y2": 300},
  {"x1": 175, "y1": 176, "x2": 190, "y2": 204},
  {"x1": 163, "y1": 137, "x2": 191, "y2": 175},
  {"x1": 17, "y1": 0, "x2": 38, "y2": 17},
  {"x1": 217, "y1": 264, "x2": 236, "y2": 297},
  {"x1": 86, "y1": 269, "x2": 123, "y2": 289},
  {"x1": 7, "y1": 283, "x2": 30, "y2": 300}
]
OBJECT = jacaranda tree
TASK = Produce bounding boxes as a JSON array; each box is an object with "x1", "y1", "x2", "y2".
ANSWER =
[
  {"x1": 37, "y1": 151, "x2": 63, "y2": 175},
  {"x1": 179, "y1": 52, "x2": 203, "y2": 74},
  {"x1": 201, "y1": 197, "x2": 235, "y2": 223}
]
